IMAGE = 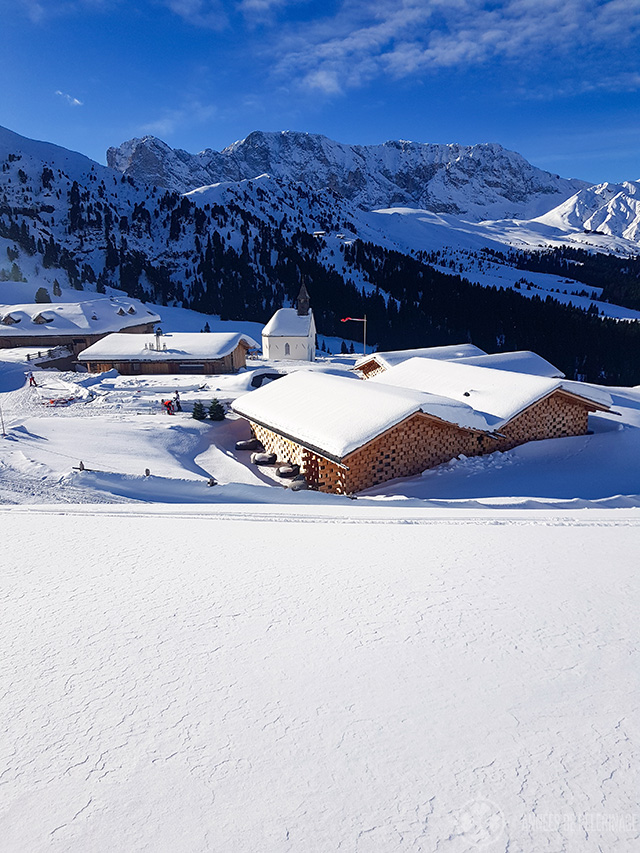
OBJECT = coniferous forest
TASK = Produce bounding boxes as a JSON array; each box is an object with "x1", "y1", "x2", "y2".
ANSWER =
[{"x1": 2, "y1": 148, "x2": 640, "y2": 385}]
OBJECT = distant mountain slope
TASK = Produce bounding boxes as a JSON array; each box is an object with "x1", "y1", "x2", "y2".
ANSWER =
[
  {"x1": 107, "y1": 131, "x2": 589, "y2": 222},
  {"x1": 537, "y1": 181, "x2": 640, "y2": 242}
]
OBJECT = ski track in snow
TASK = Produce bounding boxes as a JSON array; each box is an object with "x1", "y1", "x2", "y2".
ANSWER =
[{"x1": 0, "y1": 512, "x2": 638, "y2": 852}]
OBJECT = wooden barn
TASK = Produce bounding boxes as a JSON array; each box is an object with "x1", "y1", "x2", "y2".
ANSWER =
[
  {"x1": 78, "y1": 330, "x2": 259, "y2": 375},
  {"x1": 0, "y1": 298, "x2": 160, "y2": 354},
  {"x1": 231, "y1": 363, "x2": 612, "y2": 494},
  {"x1": 354, "y1": 343, "x2": 486, "y2": 379}
]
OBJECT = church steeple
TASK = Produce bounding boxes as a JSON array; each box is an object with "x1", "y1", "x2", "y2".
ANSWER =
[{"x1": 296, "y1": 280, "x2": 311, "y2": 316}]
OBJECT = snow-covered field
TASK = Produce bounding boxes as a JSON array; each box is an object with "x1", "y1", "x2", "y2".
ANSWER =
[
  {"x1": 2, "y1": 344, "x2": 640, "y2": 852},
  {"x1": 1, "y1": 506, "x2": 638, "y2": 852}
]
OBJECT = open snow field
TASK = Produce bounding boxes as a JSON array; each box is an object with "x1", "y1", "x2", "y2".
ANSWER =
[{"x1": 1, "y1": 506, "x2": 638, "y2": 852}]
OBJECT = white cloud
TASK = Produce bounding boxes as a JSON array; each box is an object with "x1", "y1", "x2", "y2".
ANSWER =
[
  {"x1": 55, "y1": 89, "x2": 84, "y2": 106},
  {"x1": 273, "y1": 0, "x2": 640, "y2": 95},
  {"x1": 163, "y1": 0, "x2": 228, "y2": 29},
  {"x1": 139, "y1": 100, "x2": 218, "y2": 137}
]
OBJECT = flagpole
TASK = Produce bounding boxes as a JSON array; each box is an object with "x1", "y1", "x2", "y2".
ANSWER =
[{"x1": 339, "y1": 315, "x2": 367, "y2": 356}]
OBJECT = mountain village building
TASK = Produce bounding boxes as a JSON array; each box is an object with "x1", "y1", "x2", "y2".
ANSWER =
[
  {"x1": 354, "y1": 344, "x2": 487, "y2": 378},
  {"x1": 0, "y1": 298, "x2": 160, "y2": 357},
  {"x1": 261, "y1": 283, "x2": 316, "y2": 361},
  {"x1": 354, "y1": 345, "x2": 565, "y2": 380},
  {"x1": 232, "y1": 362, "x2": 612, "y2": 494},
  {"x1": 78, "y1": 330, "x2": 258, "y2": 375}
]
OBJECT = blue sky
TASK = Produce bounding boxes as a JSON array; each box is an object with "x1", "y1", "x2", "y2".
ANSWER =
[{"x1": 2, "y1": 0, "x2": 640, "y2": 182}]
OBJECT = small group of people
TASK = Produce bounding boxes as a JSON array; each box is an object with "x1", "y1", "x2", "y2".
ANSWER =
[{"x1": 162, "y1": 391, "x2": 182, "y2": 415}]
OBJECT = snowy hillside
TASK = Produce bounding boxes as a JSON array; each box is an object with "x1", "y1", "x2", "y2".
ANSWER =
[
  {"x1": 108, "y1": 130, "x2": 589, "y2": 221},
  {"x1": 3, "y1": 123, "x2": 640, "y2": 384},
  {"x1": 537, "y1": 180, "x2": 640, "y2": 242}
]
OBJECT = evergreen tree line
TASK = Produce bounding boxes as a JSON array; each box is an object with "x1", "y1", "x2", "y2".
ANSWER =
[{"x1": 2, "y1": 169, "x2": 640, "y2": 384}]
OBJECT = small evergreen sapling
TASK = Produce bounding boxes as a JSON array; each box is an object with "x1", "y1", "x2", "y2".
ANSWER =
[
  {"x1": 192, "y1": 401, "x2": 206, "y2": 420},
  {"x1": 208, "y1": 399, "x2": 225, "y2": 421},
  {"x1": 35, "y1": 287, "x2": 51, "y2": 303}
]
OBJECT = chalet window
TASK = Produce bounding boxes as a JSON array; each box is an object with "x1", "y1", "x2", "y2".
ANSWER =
[
  {"x1": 179, "y1": 363, "x2": 204, "y2": 373},
  {"x1": 131, "y1": 361, "x2": 141, "y2": 373},
  {"x1": 284, "y1": 343, "x2": 290, "y2": 356}
]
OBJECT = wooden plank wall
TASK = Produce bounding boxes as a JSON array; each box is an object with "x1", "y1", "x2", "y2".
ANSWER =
[{"x1": 246, "y1": 389, "x2": 595, "y2": 495}]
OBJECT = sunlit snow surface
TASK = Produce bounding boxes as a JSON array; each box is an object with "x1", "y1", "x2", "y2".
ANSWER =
[
  {"x1": 2, "y1": 350, "x2": 640, "y2": 851},
  {"x1": 1, "y1": 506, "x2": 638, "y2": 852}
]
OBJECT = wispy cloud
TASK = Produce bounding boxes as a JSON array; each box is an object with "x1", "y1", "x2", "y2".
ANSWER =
[
  {"x1": 273, "y1": 0, "x2": 640, "y2": 95},
  {"x1": 139, "y1": 99, "x2": 218, "y2": 137},
  {"x1": 55, "y1": 89, "x2": 84, "y2": 106},
  {"x1": 162, "y1": 0, "x2": 228, "y2": 29}
]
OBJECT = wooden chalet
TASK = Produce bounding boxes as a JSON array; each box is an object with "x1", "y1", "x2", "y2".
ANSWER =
[
  {"x1": 78, "y1": 330, "x2": 259, "y2": 375},
  {"x1": 0, "y1": 298, "x2": 160, "y2": 355},
  {"x1": 354, "y1": 344, "x2": 486, "y2": 379},
  {"x1": 231, "y1": 363, "x2": 612, "y2": 494}
]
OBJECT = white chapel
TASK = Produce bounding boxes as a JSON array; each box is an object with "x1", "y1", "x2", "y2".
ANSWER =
[{"x1": 262, "y1": 282, "x2": 316, "y2": 361}]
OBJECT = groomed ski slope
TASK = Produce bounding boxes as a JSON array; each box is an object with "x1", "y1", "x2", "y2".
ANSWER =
[{"x1": 1, "y1": 505, "x2": 638, "y2": 852}]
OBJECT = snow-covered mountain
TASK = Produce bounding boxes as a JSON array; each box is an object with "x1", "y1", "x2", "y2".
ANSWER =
[
  {"x1": 107, "y1": 131, "x2": 589, "y2": 222},
  {"x1": 536, "y1": 180, "x2": 640, "y2": 242}
]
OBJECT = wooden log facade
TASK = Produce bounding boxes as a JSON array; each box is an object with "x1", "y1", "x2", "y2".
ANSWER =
[
  {"x1": 247, "y1": 389, "x2": 595, "y2": 494},
  {"x1": 0, "y1": 322, "x2": 156, "y2": 355},
  {"x1": 83, "y1": 348, "x2": 245, "y2": 376}
]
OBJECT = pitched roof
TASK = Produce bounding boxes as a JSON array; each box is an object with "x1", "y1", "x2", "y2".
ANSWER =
[
  {"x1": 78, "y1": 331, "x2": 259, "y2": 362},
  {"x1": 232, "y1": 371, "x2": 494, "y2": 461},
  {"x1": 355, "y1": 343, "x2": 486, "y2": 370},
  {"x1": 0, "y1": 297, "x2": 160, "y2": 337},
  {"x1": 371, "y1": 357, "x2": 611, "y2": 428},
  {"x1": 453, "y1": 350, "x2": 565, "y2": 378},
  {"x1": 262, "y1": 308, "x2": 314, "y2": 338}
]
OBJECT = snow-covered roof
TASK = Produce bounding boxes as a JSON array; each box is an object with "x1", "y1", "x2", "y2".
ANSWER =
[
  {"x1": 78, "y1": 331, "x2": 259, "y2": 362},
  {"x1": 0, "y1": 298, "x2": 160, "y2": 337},
  {"x1": 371, "y1": 357, "x2": 611, "y2": 429},
  {"x1": 453, "y1": 350, "x2": 565, "y2": 378},
  {"x1": 355, "y1": 343, "x2": 486, "y2": 371},
  {"x1": 262, "y1": 308, "x2": 313, "y2": 338},
  {"x1": 232, "y1": 371, "x2": 494, "y2": 460}
]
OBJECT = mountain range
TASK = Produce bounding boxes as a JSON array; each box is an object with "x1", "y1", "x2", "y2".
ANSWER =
[
  {"x1": 107, "y1": 130, "x2": 590, "y2": 222},
  {"x1": 2, "y1": 124, "x2": 640, "y2": 383}
]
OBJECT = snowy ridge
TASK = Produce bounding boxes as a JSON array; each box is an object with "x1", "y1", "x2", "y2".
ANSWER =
[
  {"x1": 536, "y1": 180, "x2": 640, "y2": 241},
  {"x1": 108, "y1": 130, "x2": 589, "y2": 222}
]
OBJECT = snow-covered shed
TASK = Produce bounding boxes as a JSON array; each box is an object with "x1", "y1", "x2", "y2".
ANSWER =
[
  {"x1": 78, "y1": 330, "x2": 259, "y2": 375},
  {"x1": 262, "y1": 283, "x2": 316, "y2": 361},
  {"x1": 354, "y1": 343, "x2": 486, "y2": 378},
  {"x1": 0, "y1": 298, "x2": 160, "y2": 355},
  {"x1": 232, "y1": 365, "x2": 611, "y2": 494}
]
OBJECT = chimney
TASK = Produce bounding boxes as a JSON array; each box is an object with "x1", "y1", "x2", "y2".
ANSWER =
[{"x1": 155, "y1": 327, "x2": 162, "y2": 351}]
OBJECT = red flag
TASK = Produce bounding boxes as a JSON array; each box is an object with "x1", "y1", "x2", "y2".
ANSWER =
[{"x1": 340, "y1": 317, "x2": 365, "y2": 322}]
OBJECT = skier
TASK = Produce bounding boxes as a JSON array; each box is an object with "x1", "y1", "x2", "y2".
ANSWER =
[
  {"x1": 173, "y1": 391, "x2": 182, "y2": 412},
  {"x1": 27, "y1": 371, "x2": 37, "y2": 387},
  {"x1": 162, "y1": 399, "x2": 174, "y2": 415}
]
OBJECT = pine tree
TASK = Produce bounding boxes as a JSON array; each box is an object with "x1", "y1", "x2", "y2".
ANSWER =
[
  {"x1": 35, "y1": 287, "x2": 51, "y2": 303},
  {"x1": 340, "y1": 340, "x2": 348, "y2": 354},
  {"x1": 192, "y1": 401, "x2": 206, "y2": 420},
  {"x1": 52, "y1": 278, "x2": 62, "y2": 297},
  {"x1": 208, "y1": 398, "x2": 225, "y2": 421}
]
